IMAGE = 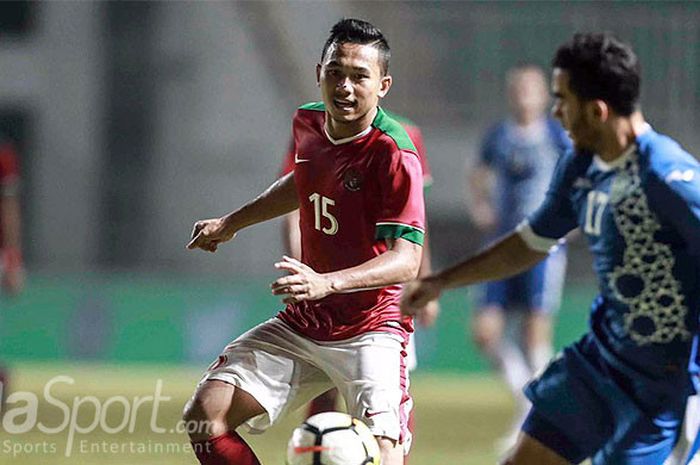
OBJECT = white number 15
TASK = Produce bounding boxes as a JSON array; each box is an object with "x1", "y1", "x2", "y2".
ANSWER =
[{"x1": 309, "y1": 193, "x2": 338, "y2": 235}]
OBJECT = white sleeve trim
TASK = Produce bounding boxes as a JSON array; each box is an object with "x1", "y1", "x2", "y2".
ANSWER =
[{"x1": 516, "y1": 220, "x2": 563, "y2": 253}]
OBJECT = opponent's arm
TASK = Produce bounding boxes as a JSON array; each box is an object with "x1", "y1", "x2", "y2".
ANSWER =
[
  {"x1": 187, "y1": 172, "x2": 298, "y2": 252},
  {"x1": 401, "y1": 231, "x2": 547, "y2": 315},
  {"x1": 271, "y1": 237, "x2": 421, "y2": 304}
]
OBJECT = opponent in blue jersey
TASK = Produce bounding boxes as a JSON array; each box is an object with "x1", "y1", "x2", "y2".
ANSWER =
[
  {"x1": 468, "y1": 65, "x2": 570, "y2": 447},
  {"x1": 403, "y1": 32, "x2": 700, "y2": 465}
]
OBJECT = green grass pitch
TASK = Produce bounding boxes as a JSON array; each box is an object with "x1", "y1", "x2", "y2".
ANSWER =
[{"x1": 1, "y1": 362, "x2": 513, "y2": 464}]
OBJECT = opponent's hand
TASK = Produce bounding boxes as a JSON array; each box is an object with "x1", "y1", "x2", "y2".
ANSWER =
[
  {"x1": 401, "y1": 277, "x2": 443, "y2": 318},
  {"x1": 415, "y1": 299, "x2": 441, "y2": 327},
  {"x1": 271, "y1": 256, "x2": 334, "y2": 304},
  {"x1": 186, "y1": 217, "x2": 236, "y2": 252}
]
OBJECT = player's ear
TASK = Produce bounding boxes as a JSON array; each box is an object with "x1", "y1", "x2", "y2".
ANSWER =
[
  {"x1": 316, "y1": 63, "x2": 321, "y2": 86},
  {"x1": 591, "y1": 99, "x2": 609, "y2": 123},
  {"x1": 377, "y1": 75, "x2": 392, "y2": 99}
]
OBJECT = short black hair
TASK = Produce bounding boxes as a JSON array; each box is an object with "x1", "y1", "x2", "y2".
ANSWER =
[
  {"x1": 553, "y1": 32, "x2": 640, "y2": 116},
  {"x1": 321, "y1": 18, "x2": 391, "y2": 76}
]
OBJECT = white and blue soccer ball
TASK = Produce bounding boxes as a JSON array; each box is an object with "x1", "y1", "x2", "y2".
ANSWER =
[{"x1": 286, "y1": 412, "x2": 381, "y2": 465}]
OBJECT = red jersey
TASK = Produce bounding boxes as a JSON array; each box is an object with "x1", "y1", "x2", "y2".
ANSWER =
[
  {"x1": 280, "y1": 109, "x2": 433, "y2": 189},
  {"x1": 277, "y1": 103, "x2": 425, "y2": 342},
  {"x1": 0, "y1": 138, "x2": 20, "y2": 246}
]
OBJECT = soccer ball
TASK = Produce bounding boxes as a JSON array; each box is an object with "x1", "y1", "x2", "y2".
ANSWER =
[{"x1": 286, "y1": 412, "x2": 381, "y2": 465}]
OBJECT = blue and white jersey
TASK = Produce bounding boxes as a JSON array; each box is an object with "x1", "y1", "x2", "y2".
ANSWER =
[
  {"x1": 519, "y1": 127, "x2": 700, "y2": 376},
  {"x1": 480, "y1": 118, "x2": 571, "y2": 234}
]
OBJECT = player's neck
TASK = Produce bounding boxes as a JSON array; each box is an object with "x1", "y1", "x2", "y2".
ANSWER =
[
  {"x1": 596, "y1": 112, "x2": 647, "y2": 163},
  {"x1": 512, "y1": 112, "x2": 544, "y2": 128},
  {"x1": 325, "y1": 107, "x2": 377, "y2": 140}
]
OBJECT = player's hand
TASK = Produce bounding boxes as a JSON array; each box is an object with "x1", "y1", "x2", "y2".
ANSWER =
[
  {"x1": 415, "y1": 299, "x2": 441, "y2": 327},
  {"x1": 186, "y1": 217, "x2": 236, "y2": 253},
  {"x1": 401, "y1": 277, "x2": 443, "y2": 318},
  {"x1": 271, "y1": 256, "x2": 333, "y2": 304}
]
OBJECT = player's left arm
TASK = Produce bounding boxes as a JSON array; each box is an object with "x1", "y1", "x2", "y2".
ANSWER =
[
  {"x1": 271, "y1": 238, "x2": 421, "y2": 304},
  {"x1": 648, "y1": 163, "x2": 700, "y2": 255}
]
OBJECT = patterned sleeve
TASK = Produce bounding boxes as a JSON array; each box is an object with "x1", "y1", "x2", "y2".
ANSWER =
[
  {"x1": 648, "y1": 163, "x2": 700, "y2": 256},
  {"x1": 0, "y1": 141, "x2": 20, "y2": 196},
  {"x1": 375, "y1": 149, "x2": 426, "y2": 246},
  {"x1": 518, "y1": 151, "x2": 578, "y2": 251}
]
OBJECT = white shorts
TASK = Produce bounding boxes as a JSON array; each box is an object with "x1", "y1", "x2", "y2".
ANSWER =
[
  {"x1": 405, "y1": 333, "x2": 417, "y2": 372},
  {"x1": 200, "y1": 317, "x2": 412, "y2": 448}
]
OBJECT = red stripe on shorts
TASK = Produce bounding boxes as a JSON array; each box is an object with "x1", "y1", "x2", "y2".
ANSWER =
[{"x1": 399, "y1": 344, "x2": 411, "y2": 444}]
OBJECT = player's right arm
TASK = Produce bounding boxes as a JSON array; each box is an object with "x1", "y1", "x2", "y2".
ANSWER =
[{"x1": 187, "y1": 172, "x2": 299, "y2": 252}]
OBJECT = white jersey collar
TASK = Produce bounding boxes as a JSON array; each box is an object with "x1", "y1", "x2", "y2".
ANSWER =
[
  {"x1": 593, "y1": 144, "x2": 637, "y2": 172},
  {"x1": 324, "y1": 123, "x2": 373, "y2": 146}
]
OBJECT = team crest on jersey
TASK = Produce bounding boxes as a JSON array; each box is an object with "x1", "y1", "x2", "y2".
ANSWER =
[{"x1": 343, "y1": 168, "x2": 363, "y2": 192}]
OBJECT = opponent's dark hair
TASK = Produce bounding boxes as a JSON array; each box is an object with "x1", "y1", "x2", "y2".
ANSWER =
[
  {"x1": 553, "y1": 32, "x2": 640, "y2": 116},
  {"x1": 321, "y1": 18, "x2": 391, "y2": 75}
]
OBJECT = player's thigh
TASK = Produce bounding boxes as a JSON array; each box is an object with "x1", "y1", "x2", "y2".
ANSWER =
[
  {"x1": 472, "y1": 304, "x2": 506, "y2": 350},
  {"x1": 195, "y1": 318, "x2": 332, "y2": 433},
  {"x1": 321, "y1": 333, "x2": 410, "y2": 448},
  {"x1": 184, "y1": 379, "x2": 265, "y2": 440},
  {"x1": 523, "y1": 312, "x2": 553, "y2": 349},
  {"x1": 502, "y1": 432, "x2": 571, "y2": 465},
  {"x1": 522, "y1": 339, "x2": 623, "y2": 463},
  {"x1": 594, "y1": 399, "x2": 686, "y2": 465}
]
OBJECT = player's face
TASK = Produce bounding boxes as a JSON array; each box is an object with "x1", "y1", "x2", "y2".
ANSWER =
[
  {"x1": 317, "y1": 42, "x2": 391, "y2": 135},
  {"x1": 551, "y1": 68, "x2": 600, "y2": 152}
]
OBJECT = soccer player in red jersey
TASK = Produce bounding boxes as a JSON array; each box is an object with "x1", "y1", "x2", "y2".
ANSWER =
[
  {"x1": 280, "y1": 112, "x2": 438, "y2": 463},
  {"x1": 0, "y1": 133, "x2": 25, "y2": 409},
  {"x1": 185, "y1": 19, "x2": 424, "y2": 465}
]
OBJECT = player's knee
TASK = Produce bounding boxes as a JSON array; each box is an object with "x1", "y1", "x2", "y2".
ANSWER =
[
  {"x1": 182, "y1": 383, "x2": 232, "y2": 440},
  {"x1": 182, "y1": 395, "x2": 213, "y2": 441},
  {"x1": 472, "y1": 325, "x2": 500, "y2": 353}
]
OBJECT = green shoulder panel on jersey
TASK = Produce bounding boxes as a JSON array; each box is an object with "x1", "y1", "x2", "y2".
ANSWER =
[
  {"x1": 382, "y1": 110, "x2": 417, "y2": 128},
  {"x1": 372, "y1": 108, "x2": 417, "y2": 153},
  {"x1": 298, "y1": 102, "x2": 326, "y2": 111},
  {"x1": 375, "y1": 222, "x2": 424, "y2": 246}
]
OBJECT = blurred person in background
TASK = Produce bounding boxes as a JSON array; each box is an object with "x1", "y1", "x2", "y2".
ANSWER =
[
  {"x1": 280, "y1": 111, "x2": 439, "y2": 463},
  {"x1": 404, "y1": 32, "x2": 700, "y2": 465},
  {"x1": 0, "y1": 131, "x2": 25, "y2": 410},
  {"x1": 466, "y1": 64, "x2": 570, "y2": 448}
]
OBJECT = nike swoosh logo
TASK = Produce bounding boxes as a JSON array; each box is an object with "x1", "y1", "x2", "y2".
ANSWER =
[
  {"x1": 295, "y1": 153, "x2": 310, "y2": 164},
  {"x1": 364, "y1": 410, "x2": 388, "y2": 418}
]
